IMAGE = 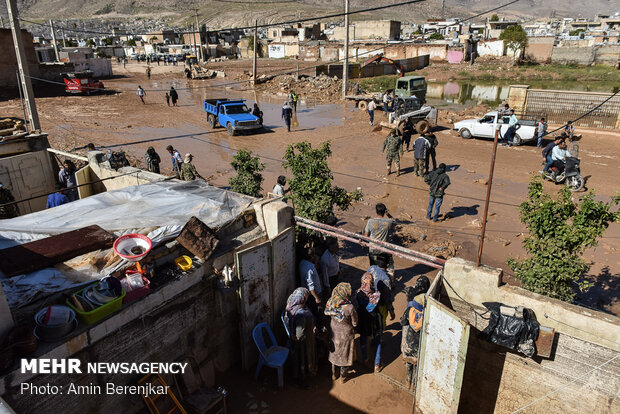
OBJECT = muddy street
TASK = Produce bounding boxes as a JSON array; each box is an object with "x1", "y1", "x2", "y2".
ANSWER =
[{"x1": 1, "y1": 64, "x2": 619, "y2": 412}]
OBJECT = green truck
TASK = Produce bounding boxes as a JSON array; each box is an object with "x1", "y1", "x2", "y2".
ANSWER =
[{"x1": 346, "y1": 75, "x2": 427, "y2": 110}]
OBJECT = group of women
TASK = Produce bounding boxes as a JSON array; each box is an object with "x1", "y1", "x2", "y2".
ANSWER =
[{"x1": 284, "y1": 265, "x2": 397, "y2": 386}]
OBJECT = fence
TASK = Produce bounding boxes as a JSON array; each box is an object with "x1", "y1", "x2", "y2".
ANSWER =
[{"x1": 509, "y1": 86, "x2": 620, "y2": 130}]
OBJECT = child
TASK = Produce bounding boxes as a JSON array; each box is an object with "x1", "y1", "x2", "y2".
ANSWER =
[
  {"x1": 400, "y1": 276, "x2": 430, "y2": 389},
  {"x1": 165, "y1": 92, "x2": 170, "y2": 107}
]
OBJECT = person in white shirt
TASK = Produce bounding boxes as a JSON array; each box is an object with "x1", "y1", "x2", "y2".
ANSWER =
[
  {"x1": 273, "y1": 175, "x2": 288, "y2": 201},
  {"x1": 137, "y1": 85, "x2": 145, "y2": 104},
  {"x1": 382, "y1": 90, "x2": 393, "y2": 116},
  {"x1": 320, "y1": 238, "x2": 340, "y2": 291},
  {"x1": 368, "y1": 99, "x2": 377, "y2": 126},
  {"x1": 502, "y1": 109, "x2": 518, "y2": 146},
  {"x1": 550, "y1": 140, "x2": 571, "y2": 177}
]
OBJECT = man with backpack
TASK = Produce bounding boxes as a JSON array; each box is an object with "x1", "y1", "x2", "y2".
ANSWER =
[{"x1": 400, "y1": 276, "x2": 430, "y2": 389}]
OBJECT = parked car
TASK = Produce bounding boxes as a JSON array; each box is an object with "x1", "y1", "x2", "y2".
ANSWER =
[
  {"x1": 61, "y1": 71, "x2": 104, "y2": 95},
  {"x1": 453, "y1": 111, "x2": 538, "y2": 145},
  {"x1": 204, "y1": 99, "x2": 262, "y2": 136}
]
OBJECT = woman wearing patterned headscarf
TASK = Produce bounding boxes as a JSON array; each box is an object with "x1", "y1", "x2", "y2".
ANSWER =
[
  {"x1": 325, "y1": 282, "x2": 358, "y2": 382},
  {"x1": 356, "y1": 272, "x2": 394, "y2": 373},
  {"x1": 285, "y1": 287, "x2": 317, "y2": 387}
]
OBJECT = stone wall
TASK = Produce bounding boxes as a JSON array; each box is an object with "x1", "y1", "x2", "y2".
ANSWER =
[
  {"x1": 525, "y1": 36, "x2": 555, "y2": 62},
  {"x1": 595, "y1": 44, "x2": 620, "y2": 65},
  {"x1": 551, "y1": 46, "x2": 596, "y2": 65}
]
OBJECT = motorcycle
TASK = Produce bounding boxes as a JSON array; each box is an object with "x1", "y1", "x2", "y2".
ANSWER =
[{"x1": 543, "y1": 156, "x2": 584, "y2": 192}]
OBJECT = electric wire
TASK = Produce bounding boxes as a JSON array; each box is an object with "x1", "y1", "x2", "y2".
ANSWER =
[
  {"x1": 17, "y1": 0, "x2": 427, "y2": 36},
  {"x1": 509, "y1": 354, "x2": 620, "y2": 414}
]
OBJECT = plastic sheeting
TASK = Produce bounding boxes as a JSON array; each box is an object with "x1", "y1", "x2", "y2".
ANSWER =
[{"x1": 0, "y1": 180, "x2": 255, "y2": 308}]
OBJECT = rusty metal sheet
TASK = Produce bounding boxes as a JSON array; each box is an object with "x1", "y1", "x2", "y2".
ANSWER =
[
  {"x1": 176, "y1": 216, "x2": 219, "y2": 261},
  {"x1": 414, "y1": 296, "x2": 470, "y2": 414},
  {"x1": 536, "y1": 325, "x2": 556, "y2": 358},
  {"x1": 0, "y1": 225, "x2": 115, "y2": 277},
  {"x1": 235, "y1": 240, "x2": 272, "y2": 370},
  {"x1": 270, "y1": 228, "x2": 296, "y2": 327}
]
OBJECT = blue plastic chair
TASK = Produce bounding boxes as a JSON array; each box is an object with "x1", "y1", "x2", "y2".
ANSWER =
[{"x1": 252, "y1": 322, "x2": 289, "y2": 388}]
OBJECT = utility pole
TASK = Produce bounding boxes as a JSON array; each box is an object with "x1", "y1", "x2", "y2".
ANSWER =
[
  {"x1": 49, "y1": 19, "x2": 59, "y2": 61},
  {"x1": 193, "y1": 9, "x2": 203, "y2": 62},
  {"x1": 61, "y1": 29, "x2": 66, "y2": 47},
  {"x1": 6, "y1": 0, "x2": 40, "y2": 131},
  {"x1": 252, "y1": 19, "x2": 258, "y2": 86},
  {"x1": 476, "y1": 125, "x2": 500, "y2": 267},
  {"x1": 1, "y1": 16, "x2": 4, "y2": 28},
  {"x1": 342, "y1": 0, "x2": 349, "y2": 97},
  {"x1": 191, "y1": 22, "x2": 197, "y2": 58},
  {"x1": 442, "y1": 0, "x2": 446, "y2": 20}
]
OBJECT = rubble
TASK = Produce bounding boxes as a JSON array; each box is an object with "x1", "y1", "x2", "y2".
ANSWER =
[{"x1": 256, "y1": 74, "x2": 344, "y2": 102}]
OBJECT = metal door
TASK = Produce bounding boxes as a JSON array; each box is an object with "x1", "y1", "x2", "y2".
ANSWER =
[
  {"x1": 0, "y1": 150, "x2": 56, "y2": 215},
  {"x1": 414, "y1": 296, "x2": 470, "y2": 414},
  {"x1": 235, "y1": 240, "x2": 273, "y2": 370},
  {"x1": 270, "y1": 228, "x2": 296, "y2": 327}
]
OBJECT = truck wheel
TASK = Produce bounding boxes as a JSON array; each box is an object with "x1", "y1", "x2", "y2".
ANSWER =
[
  {"x1": 208, "y1": 114, "x2": 216, "y2": 129},
  {"x1": 227, "y1": 123, "x2": 235, "y2": 136},
  {"x1": 459, "y1": 128, "x2": 472, "y2": 139},
  {"x1": 358, "y1": 100, "x2": 368, "y2": 111},
  {"x1": 512, "y1": 133, "x2": 522, "y2": 146},
  {"x1": 416, "y1": 120, "x2": 430, "y2": 134}
]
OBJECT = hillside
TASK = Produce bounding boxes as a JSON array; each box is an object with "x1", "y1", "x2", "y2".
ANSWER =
[{"x1": 5, "y1": 0, "x2": 618, "y2": 27}]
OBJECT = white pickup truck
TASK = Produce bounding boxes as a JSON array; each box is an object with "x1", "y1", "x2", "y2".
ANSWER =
[{"x1": 453, "y1": 111, "x2": 538, "y2": 145}]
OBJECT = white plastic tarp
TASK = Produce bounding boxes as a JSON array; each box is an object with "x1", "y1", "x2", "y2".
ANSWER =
[{"x1": 0, "y1": 180, "x2": 254, "y2": 308}]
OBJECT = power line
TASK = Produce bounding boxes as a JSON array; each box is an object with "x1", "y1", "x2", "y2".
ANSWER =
[
  {"x1": 18, "y1": 0, "x2": 427, "y2": 37},
  {"x1": 510, "y1": 354, "x2": 619, "y2": 413}
]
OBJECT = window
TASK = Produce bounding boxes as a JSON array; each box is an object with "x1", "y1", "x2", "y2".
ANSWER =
[
  {"x1": 397, "y1": 80, "x2": 408, "y2": 90},
  {"x1": 273, "y1": 31, "x2": 277, "y2": 37},
  {"x1": 410, "y1": 79, "x2": 425, "y2": 88},
  {"x1": 225, "y1": 104, "x2": 250, "y2": 114}
]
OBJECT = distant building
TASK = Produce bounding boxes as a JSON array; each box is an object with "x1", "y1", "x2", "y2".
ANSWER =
[
  {"x1": 485, "y1": 18, "x2": 519, "y2": 39},
  {"x1": 329, "y1": 20, "x2": 401, "y2": 41}
]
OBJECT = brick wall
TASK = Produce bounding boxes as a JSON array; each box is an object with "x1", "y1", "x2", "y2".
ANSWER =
[{"x1": 0, "y1": 28, "x2": 41, "y2": 90}]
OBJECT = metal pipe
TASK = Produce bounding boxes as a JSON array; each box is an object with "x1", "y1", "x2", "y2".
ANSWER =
[
  {"x1": 295, "y1": 216, "x2": 445, "y2": 264},
  {"x1": 295, "y1": 221, "x2": 443, "y2": 269},
  {"x1": 477, "y1": 125, "x2": 500, "y2": 266},
  {"x1": 46, "y1": 148, "x2": 88, "y2": 161},
  {"x1": 252, "y1": 19, "x2": 258, "y2": 86},
  {"x1": 15, "y1": 70, "x2": 27, "y2": 132}
]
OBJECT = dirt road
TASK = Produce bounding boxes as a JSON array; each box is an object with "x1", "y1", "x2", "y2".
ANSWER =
[{"x1": 1, "y1": 65, "x2": 618, "y2": 413}]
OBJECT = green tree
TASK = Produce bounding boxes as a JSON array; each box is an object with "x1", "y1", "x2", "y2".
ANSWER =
[
  {"x1": 499, "y1": 25, "x2": 528, "y2": 62},
  {"x1": 101, "y1": 37, "x2": 113, "y2": 46},
  {"x1": 229, "y1": 150, "x2": 264, "y2": 197},
  {"x1": 507, "y1": 176, "x2": 619, "y2": 302},
  {"x1": 150, "y1": 36, "x2": 159, "y2": 43},
  {"x1": 126, "y1": 38, "x2": 137, "y2": 46},
  {"x1": 490, "y1": 14, "x2": 499, "y2": 21},
  {"x1": 283, "y1": 141, "x2": 362, "y2": 223},
  {"x1": 85, "y1": 38, "x2": 95, "y2": 47},
  {"x1": 413, "y1": 28, "x2": 422, "y2": 35},
  {"x1": 429, "y1": 32, "x2": 445, "y2": 40}
]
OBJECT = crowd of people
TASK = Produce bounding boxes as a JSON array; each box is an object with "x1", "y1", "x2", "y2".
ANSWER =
[{"x1": 285, "y1": 221, "x2": 431, "y2": 389}]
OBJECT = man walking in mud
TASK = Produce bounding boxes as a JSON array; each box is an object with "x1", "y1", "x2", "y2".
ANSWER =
[
  {"x1": 382, "y1": 129, "x2": 404, "y2": 176},
  {"x1": 424, "y1": 163, "x2": 450, "y2": 222},
  {"x1": 137, "y1": 85, "x2": 146, "y2": 104},
  {"x1": 282, "y1": 101, "x2": 293, "y2": 132}
]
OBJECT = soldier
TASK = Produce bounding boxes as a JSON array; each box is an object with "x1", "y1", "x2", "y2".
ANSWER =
[
  {"x1": 0, "y1": 181, "x2": 19, "y2": 219},
  {"x1": 382, "y1": 129, "x2": 404, "y2": 176}
]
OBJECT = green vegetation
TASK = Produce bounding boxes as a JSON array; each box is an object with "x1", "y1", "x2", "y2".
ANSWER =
[
  {"x1": 126, "y1": 39, "x2": 137, "y2": 46},
  {"x1": 150, "y1": 36, "x2": 159, "y2": 43},
  {"x1": 356, "y1": 74, "x2": 397, "y2": 92},
  {"x1": 508, "y1": 176, "x2": 619, "y2": 302},
  {"x1": 499, "y1": 25, "x2": 528, "y2": 61},
  {"x1": 490, "y1": 14, "x2": 499, "y2": 21},
  {"x1": 94, "y1": 4, "x2": 114, "y2": 15},
  {"x1": 429, "y1": 32, "x2": 445, "y2": 40},
  {"x1": 229, "y1": 150, "x2": 264, "y2": 197},
  {"x1": 85, "y1": 38, "x2": 95, "y2": 47},
  {"x1": 569, "y1": 28, "x2": 585, "y2": 37},
  {"x1": 101, "y1": 37, "x2": 113, "y2": 46},
  {"x1": 283, "y1": 141, "x2": 362, "y2": 224}
]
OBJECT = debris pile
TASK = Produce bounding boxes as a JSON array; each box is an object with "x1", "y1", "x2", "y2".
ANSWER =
[
  {"x1": 256, "y1": 74, "x2": 344, "y2": 102},
  {"x1": 0, "y1": 118, "x2": 27, "y2": 142}
]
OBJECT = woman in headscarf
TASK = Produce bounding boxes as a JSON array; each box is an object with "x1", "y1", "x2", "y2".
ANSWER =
[
  {"x1": 325, "y1": 282, "x2": 357, "y2": 382},
  {"x1": 401, "y1": 276, "x2": 430, "y2": 389},
  {"x1": 356, "y1": 272, "x2": 394, "y2": 373},
  {"x1": 285, "y1": 287, "x2": 317, "y2": 387},
  {"x1": 144, "y1": 146, "x2": 161, "y2": 173}
]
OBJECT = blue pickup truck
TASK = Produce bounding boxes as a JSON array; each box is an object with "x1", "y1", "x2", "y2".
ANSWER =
[{"x1": 204, "y1": 99, "x2": 263, "y2": 136}]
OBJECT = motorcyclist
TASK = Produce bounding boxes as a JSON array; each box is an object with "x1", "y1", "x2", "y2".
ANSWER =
[{"x1": 549, "y1": 139, "x2": 571, "y2": 179}]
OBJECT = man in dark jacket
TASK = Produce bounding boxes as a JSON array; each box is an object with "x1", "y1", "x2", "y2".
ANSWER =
[
  {"x1": 402, "y1": 119, "x2": 414, "y2": 151},
  {"x1": 424, "y1": 133, "x2": 438, "y2": 173},
  {"x1": 424, "y1": 163, "x2": 450, "y2": 222},
  {"x1": 282, "y1": 101, "x2": 293, "y2": 132},
  {"x1": 413, "y1": 135, "x2": 430, "y2": 177}
]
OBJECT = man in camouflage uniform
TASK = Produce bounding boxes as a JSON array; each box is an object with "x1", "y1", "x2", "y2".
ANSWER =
[
  {"x1": 382, "y1": 129, "x2": 404, "y2": 176},
  {"x1": 0, "y1": 182, "x2": 19, "y2": 219}
]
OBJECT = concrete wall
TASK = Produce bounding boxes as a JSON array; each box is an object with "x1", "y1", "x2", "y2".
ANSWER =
[
  {"x1": 330, "y1": 20, "x2": 400, "y2": 41},
  {"x1": 551, "y1": 46, "x2": 596, "y2": 65},
  {"x1": 525, "y1": 36, "x2": 555, "y2": 62},
  {"x1": 595, "y1": 44, "x2": 620, "y2": 65},
  {"x1": 0, "y1": 28, "x2": 41, "y2": 93},
  {"x1": 447, "y1": 49, "x2": 464, "y2": 64},
  {"x1": 441, "y1": 258, "x2": 620, "y2": 413},
  {"x1": 477, "y1": 39, "x2": 504, "y2": 57}
]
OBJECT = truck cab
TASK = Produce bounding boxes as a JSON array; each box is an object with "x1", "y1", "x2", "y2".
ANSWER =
[
  {"x1": 204, "y1": 99, "x2": 262, "y2": 136},
  {"x1": 395, "y1": 75, "x2": 427, "y2": 102},
  {"x1": 61, "y1": 71, "x2": 104, "y2": 95}
]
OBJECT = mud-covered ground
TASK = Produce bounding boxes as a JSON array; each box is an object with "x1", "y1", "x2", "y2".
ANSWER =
[{"x1": 2, "y1": 60, "x2": 619, "y2": 413}]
